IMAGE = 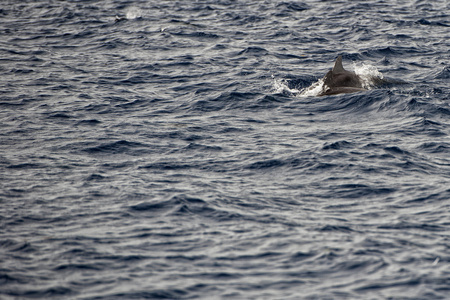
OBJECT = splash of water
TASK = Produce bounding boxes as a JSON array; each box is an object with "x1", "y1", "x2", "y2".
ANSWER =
[
  {"x1": 298, "y1": 78, "x2": 325, "y2": 97},
  {"x1": 272, "y1": 76, "x2": 301, "y2": 95},
  {"x1": 126, "y1": 7, "x2": 143, "y2": 20},
  {"x1": 354, "y1": 63, "x2": 384, "y2": 89}
]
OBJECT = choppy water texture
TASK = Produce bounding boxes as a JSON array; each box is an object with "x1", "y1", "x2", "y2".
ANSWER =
[{"x1": 1, "y1": 0, "x2": 450, "y2": 299}]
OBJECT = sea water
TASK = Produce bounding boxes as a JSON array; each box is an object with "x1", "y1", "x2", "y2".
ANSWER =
[{"x1": 1, "y1": 1, "x2": 449, "y2": 299}]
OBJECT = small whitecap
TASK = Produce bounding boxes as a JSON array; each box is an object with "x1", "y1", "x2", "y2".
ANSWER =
[
  {"x1": 126, "y1": 7, "x2": 143, "y2": 20},
  {"x1": 432, "y1": 257, "x2": 440, "y2": 266}
]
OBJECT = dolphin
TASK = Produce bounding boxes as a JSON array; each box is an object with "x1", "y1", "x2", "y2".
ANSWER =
[{"x1": 319, "y1": 56, "x2": 367, "y2": 96}]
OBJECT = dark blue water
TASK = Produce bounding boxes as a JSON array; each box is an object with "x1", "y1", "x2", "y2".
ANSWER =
[{"x1": 1, "y1": 1, "x2": 450, "y2": 299}]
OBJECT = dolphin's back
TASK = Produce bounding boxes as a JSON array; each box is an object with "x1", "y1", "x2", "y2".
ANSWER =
[{"x1": 319, "y1": 56, "x2": 367, "y2": 96}]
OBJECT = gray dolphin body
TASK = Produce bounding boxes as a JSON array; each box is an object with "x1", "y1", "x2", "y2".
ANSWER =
[{"x1": 319, "y1": 56, "x2": 367, "y2": 96}]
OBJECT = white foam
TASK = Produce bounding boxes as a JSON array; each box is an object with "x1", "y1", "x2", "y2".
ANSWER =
[
  {"x1": 272, "y1": 75, "x2": 325, "y2": 98},
  {"x1": 126, "y1": 8, "x2": 143, "y2": 20},
  {"x1": 353, "y1": 63, "x2": 384, "y2": 89},
  {"x1": 298, "y1": 78, "x2": 325, "y2": 97},
  {"x1": 272, "y1": 76, "x2": 301, "y2": 95}
]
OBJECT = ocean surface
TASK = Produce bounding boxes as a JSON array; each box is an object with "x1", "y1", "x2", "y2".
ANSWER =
[{"x1": 1, "y1": 0, "x2": 450, "y2": 299}]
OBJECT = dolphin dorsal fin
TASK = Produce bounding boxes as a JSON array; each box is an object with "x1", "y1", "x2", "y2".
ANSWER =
[{"x1": 332, "y1": 55, "x2": 345, "y2": 73}]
